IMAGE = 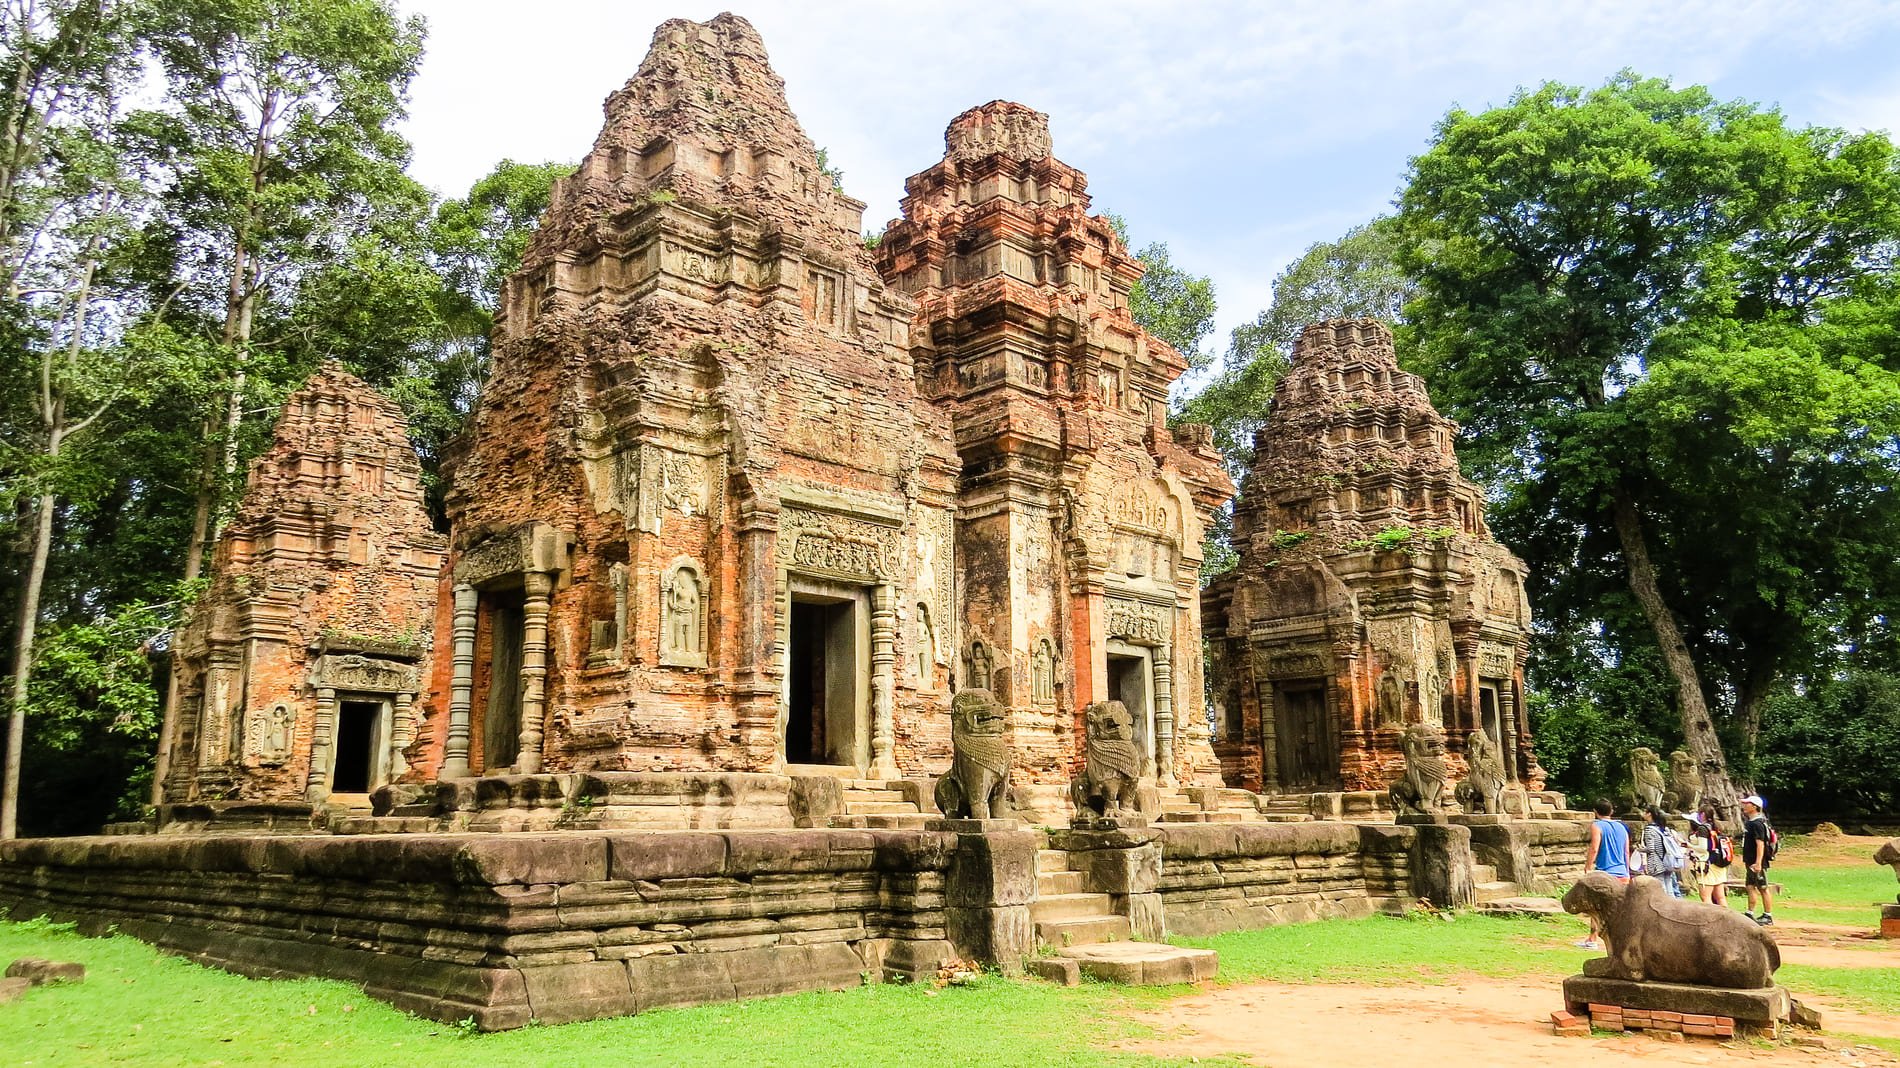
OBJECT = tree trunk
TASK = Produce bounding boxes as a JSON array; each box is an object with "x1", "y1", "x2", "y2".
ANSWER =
[
  {"x1": 0, "y1": 475, "x2": 55, "y2": 840},
  {"x1": 1733, "y1": 655, "x2": 1779, "y2": 786},
  {"x1": 1609, "y1": 488, "x2": 1742, "y2": 827}
]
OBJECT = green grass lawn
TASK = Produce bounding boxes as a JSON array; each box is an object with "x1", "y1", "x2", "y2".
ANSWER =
[
  {"x1": 0, "y1": 916, "x2": 1219, "y2": 1068},
  {"x1": 1178, "y1": 912, "x2": 1592, "y2": 985}
]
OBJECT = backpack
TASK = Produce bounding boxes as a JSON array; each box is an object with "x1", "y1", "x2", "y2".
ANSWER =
[
  {"x1": 1661, "y1": 830, "x2": 1687, "y2": 873},
  {"x1": 1765, "y1": 825, "x2": 1780, "y2": 863},
  {"x1": 1709, "y1": 829, "x2": 1734, "y2": 867}
]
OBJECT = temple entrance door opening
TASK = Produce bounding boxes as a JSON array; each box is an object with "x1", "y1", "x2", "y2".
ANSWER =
[
  {"x1": 784, "y1": 584, "x2": 868, "y2": 770},
  {"x1": 330, "y1": 698, "x2": 388, "y2": 795},
  {"x1": 481, "y1": 590, "x2": 525, "y2": 772},
  {"x1": 1106, "y1": 643, "x2": 1155, "y2": 766},
  {"x1": 1479, "y1": 683, "x2": 1502, "y2": 747},
  {"x1": 1274, "y1": 682, "x2": 1331, "y2": 790}
]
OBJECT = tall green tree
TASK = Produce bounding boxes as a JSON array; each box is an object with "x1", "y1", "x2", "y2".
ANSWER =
[
  {"x1": 1397, "y1": 73, "x2": 1900, "y2": 815},
  {"x1": 143, "y1": 0, "x2": 426, "y2": 583},
  {"x1": 1182, "y1": 217, "x2": 1415, "y2": 478}
]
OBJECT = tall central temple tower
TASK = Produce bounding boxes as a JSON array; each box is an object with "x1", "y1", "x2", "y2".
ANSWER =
[{"x1": 878, "y1": 102, "x2": 1233, "y2": 789}]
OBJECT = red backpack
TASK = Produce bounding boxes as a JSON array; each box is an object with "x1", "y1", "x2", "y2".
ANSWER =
[{"x1": 1709, "y1": 830, "x2": 1734, "y2": 866}]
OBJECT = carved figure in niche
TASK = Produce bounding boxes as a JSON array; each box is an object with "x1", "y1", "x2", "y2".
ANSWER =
[
  {"x1": 915, "y1": 603, "x2": 935, "y2": 688},
  {"x1": 1031, "y1": 639, "x2": 1055, "y2": 703},
  {"x1": 1071, "y1": 700, "x2": 1143, "y2": 820},
  {"x1": 1421, "y1": 668, "x2": 1443, "y2": 723},
  {"x1": 1662, "y1": 748, "x2": 1700, "y2": 814},
  {"x1": 1562, "y1": 872, "x2": 1780, "y2": 988},
  {"x1": 1388, "y1": 724, "x2": 1449, "y2": 815},
  {"x1": 1629, "y1": 747, "x2": 1665, "y2": 810},
  {"x1": 256, "y1": 702, "x2": 292, "y2": 764},
  {"x1": 661, "y1": 561, "x2": 705, "y2": 665},
  {"x1": 934, "y1": 688, "x2": 1010, "y2": 819},
  {"x1": 1455, "y1": 729, "x2": 1507, "y2": 814},
  {"x1": 1375, "y1": 670, "x2": 1405, "y2": 728},
  {"x1": 966, "y1": 639, "x2": 992, "y2": 691}
]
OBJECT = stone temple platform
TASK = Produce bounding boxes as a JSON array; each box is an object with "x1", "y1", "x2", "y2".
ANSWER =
[{"x1": 0, "y1": 813, "x2": 1592, "y2": 1028}]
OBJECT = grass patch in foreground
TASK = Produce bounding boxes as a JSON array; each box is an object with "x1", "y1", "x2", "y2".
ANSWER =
[
  {"x1": 0, "y1": 918, "x2": 1221, "y2": 1068},
  {"x1": 1778, "y1": 963, "x2": 1900, "y2": 1017},
  {"x1": 1182, "y1": 912, "x2": 1591, "y2": 985}
]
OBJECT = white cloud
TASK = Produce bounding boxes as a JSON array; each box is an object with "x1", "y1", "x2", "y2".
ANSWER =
[{"x1": 395, "y1": 0, "x2": 1900, "y2": 340}]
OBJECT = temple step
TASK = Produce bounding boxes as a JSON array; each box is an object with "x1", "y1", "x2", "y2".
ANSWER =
[
  {"x1": 1471, "y1": 863, "x2": 1498, "y2": 884},
  {"x1": 842, "y1": 789, "x2": 908, "y2": 805},
  {"x1": 1030, "y1": 893, "x2": 1113, "y2": 923},
  {"x1": 846, "y1": 801, "x2": 920, "y2": 815},
  {"x1": 1037, "y1": 849, "x2": 1071, "y2": 873},
  {"x1": 1035, "y1": 915, "x2": 1131, "y2": 948},
  {"x1": 1059, "y1": 942, "x2": 1218, "y2": 985},
  {"x1": 1038, "y1": 870, "x2": 1088, "y2": 895},
  {"x1": 1473, "y1": 880, "x2": 1520, "y2": 903}
]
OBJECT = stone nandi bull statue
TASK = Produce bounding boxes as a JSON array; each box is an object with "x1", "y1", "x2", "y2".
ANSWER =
[{"x1": 1563, "y1": 872, "x2": 1781, "y2": 988}]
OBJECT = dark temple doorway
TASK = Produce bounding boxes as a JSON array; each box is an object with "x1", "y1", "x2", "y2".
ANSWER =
[
  {"x1": 483, "y1": 593, "x2": 525, "y2": 771},
  {"x1": 1107, "y1": 649, "x2": 1152, "y2": 761},
  {"x1": 1274, "y1": 683, "x2": 1331, "y2": 790},
  {"x1": 332, "y1": 700, "x2": 381, "y2": 794},
  {"x1": 786, "y1": 594, "x2": 860, "y2": 767}
]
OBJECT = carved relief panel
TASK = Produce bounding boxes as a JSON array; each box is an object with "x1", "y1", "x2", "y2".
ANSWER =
[
  {"x1": 661, "y1": 558, "x2": 708, "y2": 668},
  {"x1": 778, "y1": 506, "x2": 900, "y2": 582}
]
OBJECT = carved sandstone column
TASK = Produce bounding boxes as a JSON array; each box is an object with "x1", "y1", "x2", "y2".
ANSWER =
[
  {"x1": 1153, "y1": 643, "x2": 1176, "y2": 787},
  {"x1": 306, "y1": 686, "x2": 338, "y2": 801},
  {"x1": 441, "y1": 583, "x2": 477, "y2": 779},
  {"x1": 1499, "y1": 675, "x2": 1521, "y2": 781},
  {"x1": 870, "y1": 584, "x2": 898, "y2": 778},
  {"x1": 517, "y1": 571, "x2": 553, "y2": 775},
  {"x1": 389, "y1": 690, "x2": 415, "y2": 780}
]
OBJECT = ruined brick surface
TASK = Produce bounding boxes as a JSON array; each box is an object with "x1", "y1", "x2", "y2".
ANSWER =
[
  {"x1": 1204, "y1": 319, "x2": 1541, "y2": 793},
  {"x1": 878, "y1": 101, "x2": 1233, "y2": 788},
  {"x1": 163, "y1": 361, "x2": 445, "y2": 802}
]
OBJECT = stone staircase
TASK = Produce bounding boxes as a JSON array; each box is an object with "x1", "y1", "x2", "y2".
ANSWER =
[
  {"x1": 827, "y1": 779, "x2": 930, "y2": 829},
  {"x1": 1156, "y1": 786, "x2": 1290, "y2": 824},
  {"x1": 1469, "y1": 860, "x2": 1563, "y2": 916},
  {"x1": 1028, "y1": 846, "x2": 1218, "y2": 985}
]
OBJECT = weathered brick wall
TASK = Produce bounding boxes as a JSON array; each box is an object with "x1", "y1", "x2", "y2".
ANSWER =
[
  {"x1": 1155, "y1": 822, "x2": 1417, "y2": 936},
  {"x1": 0, "y1": 829, "x2": 984, "y2": 1029}
]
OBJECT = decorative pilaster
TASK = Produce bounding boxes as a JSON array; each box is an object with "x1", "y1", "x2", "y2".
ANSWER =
[
  {"x1": 442, "y1": 583, "x2": 477, "y2": 779},
  {"x1": 1153, "y1": 643, "x2": 1176, "y2": 787},
  {"x1": 389, "y1": 691, "x2": 415, "y2": 779},
  {"x1": 517, "y1": 571, "x2": 553, "y2": 775},
  {"x1": 870, "y1": 584, "x2": 898, "y2": 778},
  {"x1": 1499, "y1": 677, "x2": 1521, "y2": 780},
  {"x1": 306, "y1": 686, "x2": 337, "y2": 801}
]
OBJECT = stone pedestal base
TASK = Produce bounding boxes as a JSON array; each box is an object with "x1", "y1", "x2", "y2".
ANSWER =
[
  {"x1": 1562, "y1": 974, "x2": 1792, "y2": 1037},
  {"x1": 925, "y1": 818, "x2": 1024, "y2": 833},
  {"x1": 1395, "y1": 812, "x2": 1451, "y2": 826},
  {"x1": 1880, "y1": 903, "x2": 1900, "y2": 939},
  {"x1": 1069, "y1": 816, "x2": 1151, "y2": 831},
  {"x1": 1447, "y1": 813, "x2": 1508, "y2": 826}
]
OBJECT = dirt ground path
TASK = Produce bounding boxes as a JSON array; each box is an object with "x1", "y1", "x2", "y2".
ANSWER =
[{"x1": 1118, "y1": 979, "x2": 1900, "y2": 1068}]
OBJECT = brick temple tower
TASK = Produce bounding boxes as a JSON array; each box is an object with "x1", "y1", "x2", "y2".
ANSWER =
[
  {"x1": 419, "y1": 15, "x2": 958, "y2": 781},
  {"x1": 1203, "y1": 319, "x2": 1541, "y2": 795},
  {"x1": 878, "y1": 102, "x2": 1233, "y2": 792},
  {"x1": 161, "y1": 361, "x2": 446, "y2": 803}
]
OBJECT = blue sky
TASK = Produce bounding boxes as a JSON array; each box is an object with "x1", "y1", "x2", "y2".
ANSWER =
[{"x1": 397, "y1": 1, "x2": 1900, "y2": 349}]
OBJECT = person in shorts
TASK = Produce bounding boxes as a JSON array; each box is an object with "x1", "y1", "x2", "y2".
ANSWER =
[
  {"x1": 1691, "y1": 805, "x2": 1731, "y2": 907},
  {"x1": 1740, "y1": 794, "x2": 1774, "y2": 925},
  {"x1": 1579, "y1": 798, "x2": 1630, "y2": 949}
]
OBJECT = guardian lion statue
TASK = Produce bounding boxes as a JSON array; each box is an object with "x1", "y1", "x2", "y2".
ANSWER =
[
  {"x1": 1662, "y1": 748, "x2": 1701, "y2": 813},
  {"x1": 1071, "y1": 700, "x2": 1144, "y2": 819},
  {"x1": 1629, "y1": 747, "x2": 1666, "y2": 810},
  {"x1": 1388, "y1": 724, "x2": 1449, "y2": 816},
  {"x1": 1562, "y1": 872, "x2": 1780, "y2": 988},
  {"x1": 1454, "y1": 730, "x2": 1508, "y2": 814},
  {"x1": 934, "y1": 688, "x2": 1011, "y2": 819}
]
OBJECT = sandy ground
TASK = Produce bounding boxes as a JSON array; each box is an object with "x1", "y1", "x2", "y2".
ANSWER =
[
  {"x1": 1118, "y1": 979, "x2": 1900, "y2": 1068},
  {"x1": 1118, "y1": 900, "x2": 1900, "y2": 1068}
]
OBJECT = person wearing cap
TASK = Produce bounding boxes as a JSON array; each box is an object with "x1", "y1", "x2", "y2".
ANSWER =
[{"x1": 1740, "y1": 795, "x2": 1774, "y2": 925}]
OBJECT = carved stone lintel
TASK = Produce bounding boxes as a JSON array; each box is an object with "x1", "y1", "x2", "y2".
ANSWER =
[{"x1": 1106, "y1": 597, "x2": 1168, "y2": 645}]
